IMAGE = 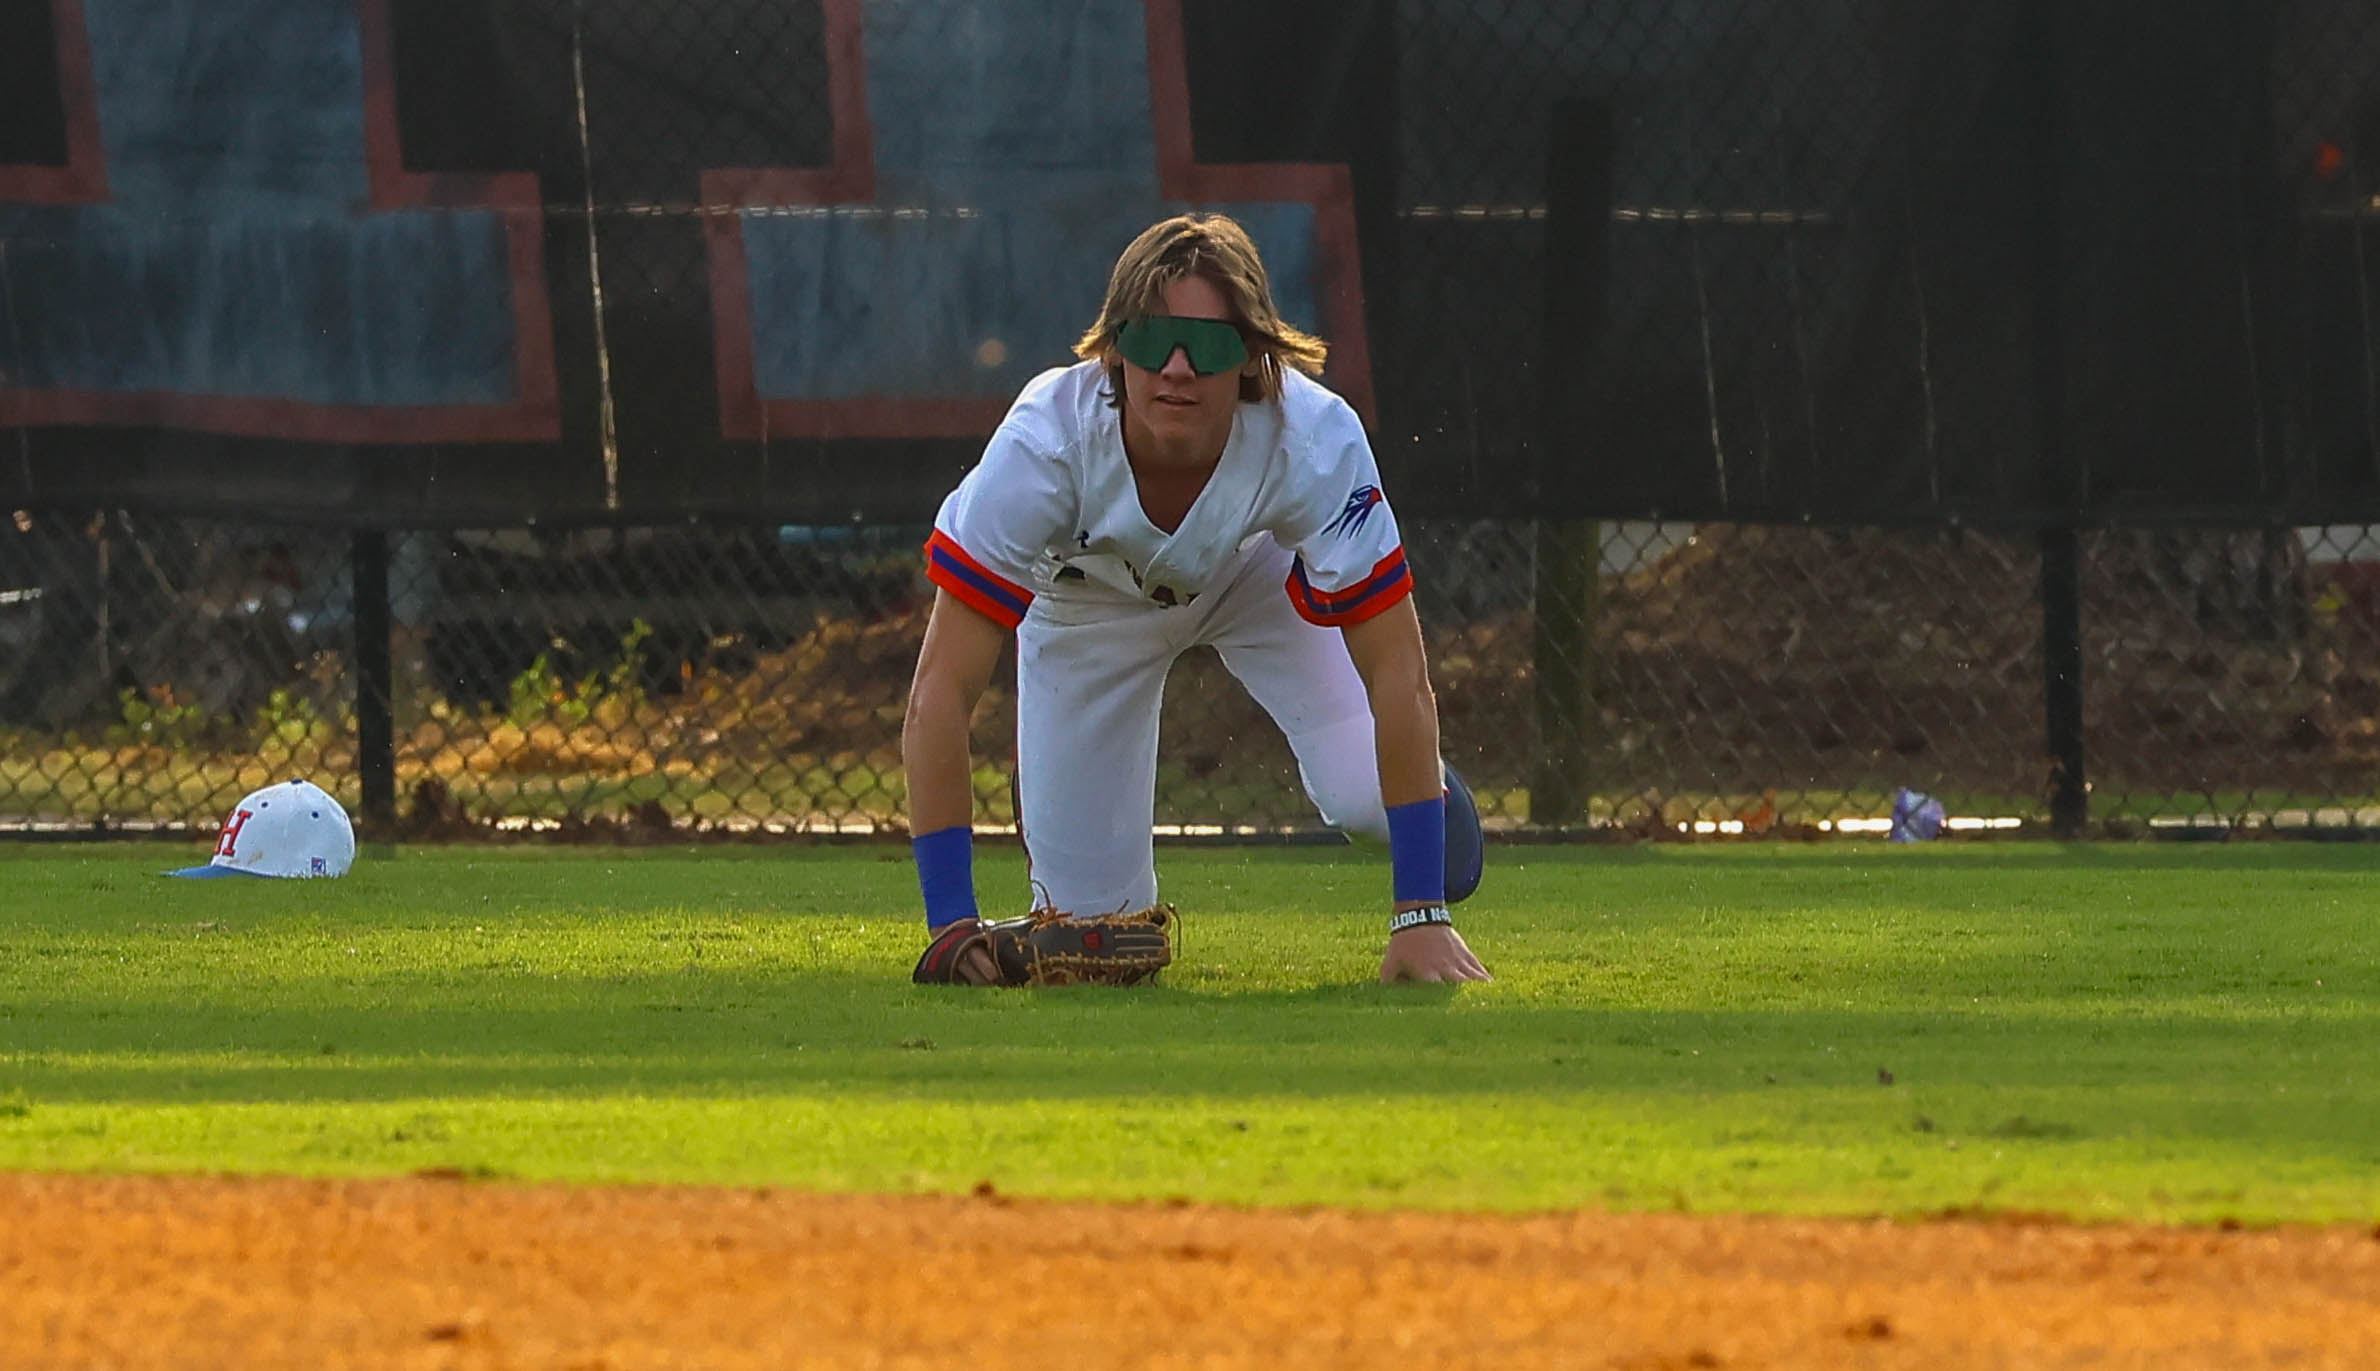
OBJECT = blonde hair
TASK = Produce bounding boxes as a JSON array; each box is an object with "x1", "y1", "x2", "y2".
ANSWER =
[{"x1": 1073, "y1": 213, "x2": 1328, "y2": 404}]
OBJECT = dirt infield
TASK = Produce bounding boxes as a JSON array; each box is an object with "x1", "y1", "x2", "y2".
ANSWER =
[{"x1": 4, "y1": 1173, "x2": 2376, "y2": 1370}]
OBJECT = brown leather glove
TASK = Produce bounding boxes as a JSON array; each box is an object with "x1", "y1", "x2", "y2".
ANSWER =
[{"x1": 913, "y1": 904, "x2": 1175, "y2": 987}]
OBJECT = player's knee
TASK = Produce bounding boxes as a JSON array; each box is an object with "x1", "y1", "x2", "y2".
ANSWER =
[
  {"x1": 1311, "y1": 783, "x2": 1390, "y2": 842},
  {"x1": 1021, "y1": 854, "x2": 1158, "y2": 915}
]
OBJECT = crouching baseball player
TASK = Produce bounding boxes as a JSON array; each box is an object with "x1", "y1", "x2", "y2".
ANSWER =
[{"x1": 904, "y1": 213, "x2": 1488, "y2": 987}]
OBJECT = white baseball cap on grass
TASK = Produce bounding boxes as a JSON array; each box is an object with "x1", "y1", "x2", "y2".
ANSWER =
[{"x1": 167, "y1": 779, "x2": 357, "y2": 879}]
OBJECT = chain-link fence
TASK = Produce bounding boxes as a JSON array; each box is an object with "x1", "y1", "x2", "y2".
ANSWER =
[
  {"x1": 10, "y1": 510, "x2": 2380, "y2": 838},
  {"x1": 6, "y1": 0, "x2": 2380, "y2": 840}
]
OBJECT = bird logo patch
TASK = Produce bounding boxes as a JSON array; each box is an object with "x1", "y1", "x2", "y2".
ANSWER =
[{"x1": 1323, "y1": 485, "x2": 1385, "y2": 540}]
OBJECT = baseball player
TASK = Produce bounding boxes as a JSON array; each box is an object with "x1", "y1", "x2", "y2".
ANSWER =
[{"x1": 904, "y1": 213, "x2": 1488, "y2": 984}]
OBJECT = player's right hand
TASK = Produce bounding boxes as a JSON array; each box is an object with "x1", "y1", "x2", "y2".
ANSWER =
[
  {"x1": 950, "y1": 944, "x2": 998, "y2": 983},
  {"x1": 1379, "y1": 924, "x2": 1492, "y2": 983},
  {"x1": 914, "y1": 918, "x2": 1003, "y2": 985}
]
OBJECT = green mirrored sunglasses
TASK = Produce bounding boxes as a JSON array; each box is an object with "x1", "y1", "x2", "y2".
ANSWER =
[{"x1": 1115, "y1": 315, "x2": 1250, "y2": 376}]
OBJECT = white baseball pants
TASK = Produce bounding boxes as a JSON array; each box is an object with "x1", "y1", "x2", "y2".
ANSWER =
[{"x1": 1012, "y1": 534, "x2": 1389, "y2": 914}]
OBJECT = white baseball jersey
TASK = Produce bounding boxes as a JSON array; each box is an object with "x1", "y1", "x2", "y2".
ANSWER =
[{"x1": 925, "y1": 360, "x2": 1413, "y2": 630}]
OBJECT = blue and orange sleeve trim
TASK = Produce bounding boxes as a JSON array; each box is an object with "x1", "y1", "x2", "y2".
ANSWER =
[
  {"x1": 1285, "y1": 547, "x2": 1415, "y2": 627},
  {"x1": 924, "y1": 530, "x2": 1034, "y2": 629}
]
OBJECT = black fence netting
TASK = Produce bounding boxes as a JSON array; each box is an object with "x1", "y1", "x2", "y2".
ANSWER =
[
  {"x1": 10, "y1": 511, "x2": 2380, "y2": 838},
  {"x1": 4, "y1": 0, "x2": 2380, "y2": 839}
]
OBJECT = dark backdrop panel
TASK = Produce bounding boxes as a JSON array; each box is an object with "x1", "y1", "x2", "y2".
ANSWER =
[
  {"x1": 4, "y1": 0, "x2": 2378, "y2": 527},
  {"x1": 0, "y1": 0, "x2": 69, "y2": 166},
  {"x1": 2055, "y1": 0, "x2": 2276, "y2": 518}
]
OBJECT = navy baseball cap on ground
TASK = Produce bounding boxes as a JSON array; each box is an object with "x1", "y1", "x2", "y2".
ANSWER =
[{"x1": 166, "y1": 779, "x2": 357, "y2": 879}]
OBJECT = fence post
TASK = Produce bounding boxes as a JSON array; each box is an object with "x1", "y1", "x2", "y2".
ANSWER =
[
  {"x1": 1531, "y1": 519, "x2": 1600, "y2": 824},
  {"x1": 2025, "y1": 0, "x2": 2087, "y2": 837},
  {"x1": 1531, "y1": 97, "x2": 1613, "y2": 827},
  {"x1": 2040, "y1": 527, "x2": 2086, "y2": 835},
  {"x1": 350, "y1": 530, "x2": 396, "y2": 833}
]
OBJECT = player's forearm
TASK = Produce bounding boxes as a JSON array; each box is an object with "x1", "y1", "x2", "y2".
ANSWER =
[
  {"x1": 1366, "y1": 672, "x2": 1442, "y2": 809},
  {"x1": 902, "y1": 591, "x2": 1008, "y2": 927},
  {"x1": 1373, "y1": 681, "x2": 1448, "y2": 915},
  {"x1": 1341, "y1": 599, "x2": 1442, "y2": 808},
  {"x1": 903, "y1": 678, "x2": 984, "y2": 930},
  {"x1": 900, "y1": 681, "x2": 979, "y2": 835},
  {"x1": 1342, "y1": 602, "x2": 1452, "y2": 917}
]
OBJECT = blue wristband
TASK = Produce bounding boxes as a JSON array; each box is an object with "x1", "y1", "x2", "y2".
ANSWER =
[
  {"x1": 1385, "y1": 795, "x2": 1447, "y2": 905},
  {"x1": 913, "y1": 825, "x2": 978, "y2": 929}
]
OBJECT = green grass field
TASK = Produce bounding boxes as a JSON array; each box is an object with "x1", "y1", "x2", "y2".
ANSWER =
[{"x1": 1, "y1": 841, "x2": 2375, "y2": 1224}]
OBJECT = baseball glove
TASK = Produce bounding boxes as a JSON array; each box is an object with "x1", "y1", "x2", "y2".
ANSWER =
[{"x1": 912, "y1": 904, "x2": 1175, "y2": 987}]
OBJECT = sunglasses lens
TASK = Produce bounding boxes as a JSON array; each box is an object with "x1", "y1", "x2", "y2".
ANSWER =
[
  {"x1": 1118, "y1": 317, "x2": 1247, "y2": 375},
  {"x1": 1115, "y1": 319, "x2": 1171, "y2": 371},
  {"x1": 1185, "y1": 320, "x2": 1248, "y2": 374}
]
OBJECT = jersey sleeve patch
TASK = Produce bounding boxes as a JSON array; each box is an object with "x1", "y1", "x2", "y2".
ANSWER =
[
  {"x1": 1321, "y1": 485, "x2": 1387, "y2": 541},
  {"x1": 1284, "y1": 547, "x2": 1414, "y2": 627},
  {"x1": 925, "y1": 529, "x2": 1034, "y2": 629}
]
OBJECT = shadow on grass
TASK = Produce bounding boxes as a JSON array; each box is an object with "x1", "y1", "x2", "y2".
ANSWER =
[
  {"x1": 5, "y1": 842, "x2": 2377, "y2": 1174},
  {"x1": 4, "y1": 964, "x2": 2375, "y2": 1165}
]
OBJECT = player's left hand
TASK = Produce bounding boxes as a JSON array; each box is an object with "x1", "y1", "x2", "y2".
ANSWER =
[{"x1": 1379, "y1": 924, "x2": 1491, "y2": 984}]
